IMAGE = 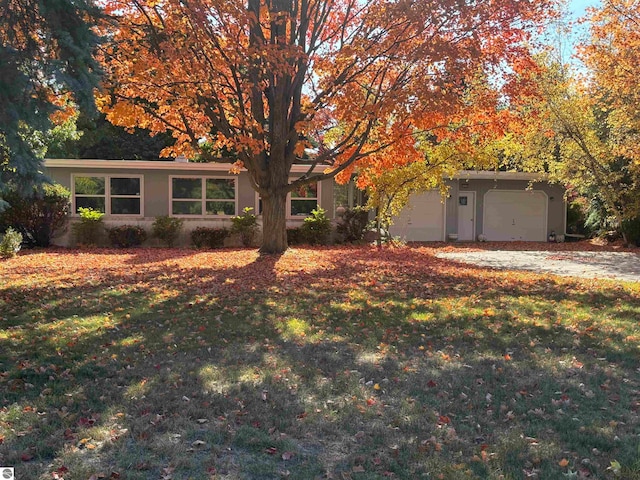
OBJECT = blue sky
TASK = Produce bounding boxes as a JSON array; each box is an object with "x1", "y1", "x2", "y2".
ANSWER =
[
  {"x1": 558, "y1": 0, "x2": 602, "y2": 57},
  {"x1": 567, "y1": 0, "x2": 601, "y2": 19}
]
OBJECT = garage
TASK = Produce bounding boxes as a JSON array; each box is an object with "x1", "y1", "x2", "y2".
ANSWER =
[
  {"x1": 389, "y1": 191, "x2": 446, "y2": 241},
  {"x1": 483, "y1": 190, "x2": 547, "y2": 241}
]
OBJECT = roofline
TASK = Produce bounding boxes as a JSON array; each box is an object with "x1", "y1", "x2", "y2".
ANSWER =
[
  {"x1": 44, "y1": 160, "x2": 546, "y2": 180},
  {"x1": 43, "y1": 158, "x2": 328, "y2": 173},
  {"x1": 454, "y1": 170, "x2": 546, "y2": 181}
]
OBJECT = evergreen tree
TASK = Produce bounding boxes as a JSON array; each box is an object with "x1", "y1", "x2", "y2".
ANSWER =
[{"x1": 0, "y1": 0, "x2": 101, "y2": 207}]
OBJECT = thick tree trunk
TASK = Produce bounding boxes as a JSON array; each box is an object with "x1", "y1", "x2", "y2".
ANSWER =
[{"x1": 260, "y1": 190, "x2": 288, "y2": 254}]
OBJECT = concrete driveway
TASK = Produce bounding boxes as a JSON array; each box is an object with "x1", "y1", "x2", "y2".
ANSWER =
[{"x1": 436, "y1": 250, "x2": 640, "y2": 282}]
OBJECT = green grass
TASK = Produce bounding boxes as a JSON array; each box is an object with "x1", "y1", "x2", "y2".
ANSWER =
[{"x1": 1, "y1": 246, "x2": 639, "y2": 479}]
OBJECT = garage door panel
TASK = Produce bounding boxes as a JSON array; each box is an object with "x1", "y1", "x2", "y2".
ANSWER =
[
  {"x1": 484, "y1": 191, "x2": 547, "y2": 241},
  {"x1": 390, "y1": 191, "x2": 445, "y2": 241}
]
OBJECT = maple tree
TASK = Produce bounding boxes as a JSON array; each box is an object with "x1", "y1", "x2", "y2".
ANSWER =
[
  {"x1": 578, "y1": 0, "x2": 640, "y2": 239},
  {"x1": 580, "y1": 0, "x2": 640, "y2": 164},
  {"x1": 0, "y1": 0, "x2": 101, "y2": 208},
  {"x1": 100, "y1": 0, "x2": 556, "y2": 253}
]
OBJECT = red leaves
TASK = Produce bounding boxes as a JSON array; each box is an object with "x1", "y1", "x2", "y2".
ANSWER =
[
  {"x1": 78, "y1": 416, "x2": 97, "y2": 427},
  {"x1": 437, "y1": 415, "x2": 451, "y2": 425}
]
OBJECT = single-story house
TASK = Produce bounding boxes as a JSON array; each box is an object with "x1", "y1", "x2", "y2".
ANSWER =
[{"x1": 44, "y1": 158, "x2": 566, "y2": 246}]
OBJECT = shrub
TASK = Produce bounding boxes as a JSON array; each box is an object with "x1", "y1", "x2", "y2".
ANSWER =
[
  {"x1": 191, "y1": 227, "x2": 229, "y2": 249},
  {"x1": 0, "y1": 228, "x2": 23, "y2": 258},
  {"x1": 299, "y1": 207, "x2": 332, "y2": 245},
  {"x1": 286, "y1": 227, "x2": 304, "y2": 245},
  {"x1": 152, "y1": 215, "x2": 184, "y2": 247},
  {"x1": 231, "y1": 207, "x2": 259, "y2": 247},
  {"x1": 72, "y1": 207, "x2": 105, "y2": 246},
  {"x1": 336, "y1": 206, "x2": 370, "y2": 243},
  {"x1": 622, "y1": 217, "x2": 640, "y2": 247},
  {"x1": 108, "y1": 225, "x2": 147, "y2": 248},
  {"x1": 0, "y1": 183, "x2": 70, "y2": 247}
]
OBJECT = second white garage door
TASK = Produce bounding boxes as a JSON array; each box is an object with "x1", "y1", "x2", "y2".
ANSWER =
[
  {"x1": 389, "y1": 191, "x2": 446, "y2": 241},
  {"x1": 483, "y1": 190, "x2": 547, "y2": 241}
]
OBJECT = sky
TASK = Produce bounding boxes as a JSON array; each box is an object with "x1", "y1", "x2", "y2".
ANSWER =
[
  {"x1": 567, "y1": 0, "x2": 601, "y2": 19},
  {"x1": 553, "y1": 0, "x2": 602, "y2": 59}
]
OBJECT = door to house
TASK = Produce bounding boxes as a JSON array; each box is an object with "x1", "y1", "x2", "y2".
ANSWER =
[{"x1": 457, "y1": 192, "x2": 475, "y2": 241}]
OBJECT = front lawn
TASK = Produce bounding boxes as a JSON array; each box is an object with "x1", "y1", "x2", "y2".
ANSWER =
[{"x1": 1, "y1": 246, "x2": 639, "y2": 479}]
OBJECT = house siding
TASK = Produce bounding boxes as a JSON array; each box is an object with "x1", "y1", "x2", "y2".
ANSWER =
[
  {"x1": 45, "y1": 162, "x2": 334, "y2": 246},
  {"x1": 45, "y1": 160, "x2": 565, "y2": 246},
  {"x1": 450, "y1": 179, "x2": 565, "y2": 241}
]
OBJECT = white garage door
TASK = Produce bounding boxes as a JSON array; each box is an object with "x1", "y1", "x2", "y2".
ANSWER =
[
  {"x1": 389, "y1": 191, "x2": 445, "y2": 241},
  {"x1": 483, "y1": 190, "x2": 547, "y2": 241}
]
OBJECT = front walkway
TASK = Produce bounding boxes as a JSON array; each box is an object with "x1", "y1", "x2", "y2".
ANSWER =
[{"x1": 436, "y1": 250, "x2": 640, "y2": 282}]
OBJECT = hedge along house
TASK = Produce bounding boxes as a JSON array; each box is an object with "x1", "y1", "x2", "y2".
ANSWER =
[{"x1": 44, "y1": 159, "x2": 566, "y2": 246}]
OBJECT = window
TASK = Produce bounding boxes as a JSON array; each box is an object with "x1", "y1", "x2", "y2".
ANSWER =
[
  {"x1": 290, "y1": 182, "x2": 319, "y2": 216},
  {"x1": 254, "y1": 180, "x2": 321, "y2": 217},
  {"x1": 171, "y1": 177, "x2": 237, "y2": 216},
  {"x1": 73, "y1": 175, "x2": 142, "y2": 215}
]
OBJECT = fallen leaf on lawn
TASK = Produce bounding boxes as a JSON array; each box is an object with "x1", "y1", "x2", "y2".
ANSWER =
[
  {"x1": 265, "y1": 446, "x2": 278, "y2": 455},
  {"x1": 352, "y1": 465, "x2": 365, "y2": 473},
  {"x1": 282, "y1": 451, "x2": 295, "y2": 460},
  {"x1": 21, "y1": 453, "x2": 34, "y2": 461},
  {"x1": 438, "y1": 415, "x2": 451, "y2": 424},
  {"x1": 559, "y1": 458, "x2": 570, "y2": 467}
]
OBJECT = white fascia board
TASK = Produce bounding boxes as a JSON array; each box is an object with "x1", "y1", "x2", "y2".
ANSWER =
[
  {"x1": 44, "y1": 159, "x2": 329, "y2": 174},
  {"x1": 454, "y1": 170, "x2": 546, "y2": 181},
  {"x1": 44, "y1": 160, "x2": 546, "y2": 180}
]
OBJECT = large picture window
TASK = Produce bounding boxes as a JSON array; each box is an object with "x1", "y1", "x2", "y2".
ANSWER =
[
  {"x1": 73, "y1": 175, "x2": 142, "y2": 215},
  {"x1": 171, "y1": 177, "x2": 237, "y2": 216}
]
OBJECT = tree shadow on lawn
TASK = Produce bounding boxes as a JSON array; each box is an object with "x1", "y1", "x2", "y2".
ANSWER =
[{"x1": 1, "y1": 247, "x2": 639, "y2": 478}]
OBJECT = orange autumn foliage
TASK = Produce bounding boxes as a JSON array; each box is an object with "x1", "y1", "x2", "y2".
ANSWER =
[
  {"x1": 580, "y1": 0, "x2": 640, "y2": 164},
  {"x1": 99, "y1": 0, "x2": 557, "y2": 252}
]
